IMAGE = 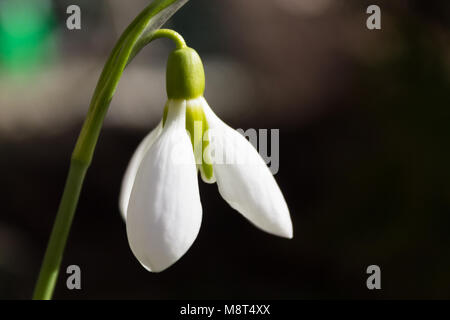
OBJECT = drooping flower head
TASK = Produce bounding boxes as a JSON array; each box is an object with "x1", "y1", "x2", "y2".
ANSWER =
[{"x1": 120, "y1": 42, "x2": 292, "y2": 272}]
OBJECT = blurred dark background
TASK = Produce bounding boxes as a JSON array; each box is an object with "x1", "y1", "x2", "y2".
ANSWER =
[{"x1": 1, "y1": 0, "x2": 450, "y2": 299}]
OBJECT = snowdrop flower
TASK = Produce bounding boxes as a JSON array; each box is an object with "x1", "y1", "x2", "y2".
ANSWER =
[{"x1": 120, "y1": 45, "x2": 292, "y2": 272}]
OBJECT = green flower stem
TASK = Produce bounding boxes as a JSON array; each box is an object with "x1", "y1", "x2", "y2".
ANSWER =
[
  {"x1": 32, "y1": 0, "x2": 189, "y2": 300},
  {"x1": 32, "y1": 160, "x2": 87, "y2": 300},
  {"x1": 129, "y1": 28, "x2": 186, "y2": 63}
]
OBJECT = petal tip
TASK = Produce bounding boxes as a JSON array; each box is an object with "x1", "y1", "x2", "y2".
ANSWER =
[
  {"x1": 135, "y1": 251, "x2": 183, "y2": 273},
  {"x1": 283, "y1": 229, "x2": 294, "y2": 240},
  {"x1": 271, "y1": 222, "x2": 293, "y2": 239},
  {"x1": 139, "y1": 261, "x2": 154, "y2": 272},
  {"x1": 139, "y1": 261, "x2": 169, "y2": 273}
]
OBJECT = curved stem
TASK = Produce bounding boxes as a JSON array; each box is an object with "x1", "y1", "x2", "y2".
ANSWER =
[
  {"x1": 128, "y1": 29, "x2": 186, "y2": 66},
  {"x1": 150, "y1": 29, "x2": 186, "y2": 49},
  {"x1": 32, "y1": 0, "x2": 189, "y2": 300}
]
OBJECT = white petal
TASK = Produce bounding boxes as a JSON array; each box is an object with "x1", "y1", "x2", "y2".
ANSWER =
[
  {"x1": 126, "y1": 100, "x2": 202, "y2": 272},
  {"x1": 201, "y1": 97, "x2": 292, "y2": 238},
  {"x1": 119, "y1": 121, "x2": 163, "y2": 220}
]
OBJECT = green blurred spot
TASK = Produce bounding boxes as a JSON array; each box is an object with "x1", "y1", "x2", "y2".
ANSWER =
[{"x1": 0, "y1": 0, "x2": 55, "y2": 73}]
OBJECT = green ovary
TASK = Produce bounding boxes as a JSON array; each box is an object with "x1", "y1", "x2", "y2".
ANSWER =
[{"x1": 166, "y1": 47, "x2": 205, "y2": 100}]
